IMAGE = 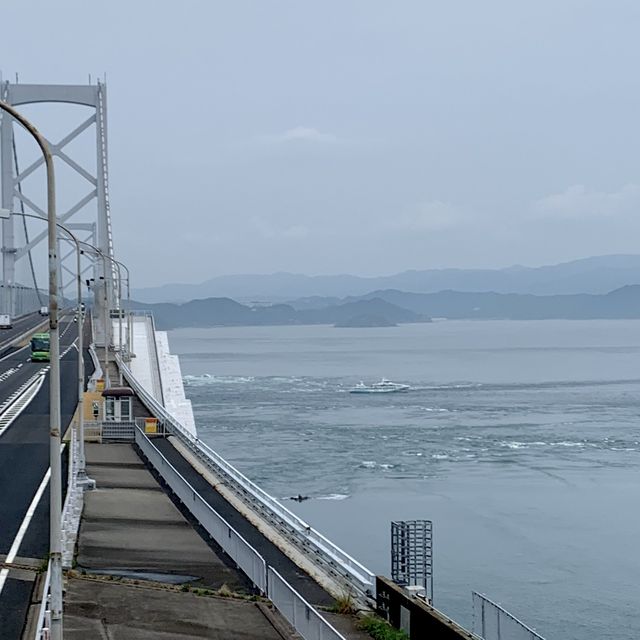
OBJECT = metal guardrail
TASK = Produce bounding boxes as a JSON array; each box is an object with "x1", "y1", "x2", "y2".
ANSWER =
[
  {"x1": 61, "y1": 435, "x2": 82, "y2": 568},
  {"x1": 473, "y1": 592, "x2": 545, "y2": 640},
  {"x1": 135, "y1": 428, "x2": 344, "y2": 640},
  {"x1": 85, "y1": 420, "x2": 136, "y2": 441},
  {"x1": 34, "y1": 560, "x2": 52, "y2": 639},
  {"x1": 87, "y1": 343, "x2": 103, "y2": 391},
  {"x1": 135, "y1": 428, "x2": 267, "y2": 592},
  {"x1": 193, "y1": 436, "x2": 375, "y2": 596},
  {"x1": 268, "y1": 566, "x2": 346, "y2": 640},
  {"x1": 117, "y1": 354, "x2": 376, "y2": 600},
  {"x1": 83, "y1": 418, "x2": 163, "y2": 442}
]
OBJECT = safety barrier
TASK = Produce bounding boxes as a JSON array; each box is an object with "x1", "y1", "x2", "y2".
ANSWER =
[
  {"x1": 83, "y1": 418, "x2": 163, "y2": 442},
  {"x1": 472, "y1": 592, "x2": 545, "y2": 640},
  {"x1": 33, "y1": 560, "x2": 52, "y2": 639},
  {"x1": 193, "y1": 436, "x2": 375, "y2": 596},
  {"x1": 135, "y1": 428, "x2": 267, "y2": 592},
  {"x1": 87, "y1": 343, "x2": 103, "y2": 391},
  {"x1": 268, "y1": 567, "x2": 346, "y2": 640},
  {"x1": 118, "y1": 354, "x2": 375, "y2": 601},
  {"x1": 61, "y1": 435, "x2": 83, "y2": 568},
  {"x1": 135, "y1": 428, "x2": 345, "y2": 640}
]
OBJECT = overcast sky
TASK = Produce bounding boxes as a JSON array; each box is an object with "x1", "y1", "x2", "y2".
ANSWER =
[{"x1": 3, "y1": 1, "x2": 640, "y2": 286}]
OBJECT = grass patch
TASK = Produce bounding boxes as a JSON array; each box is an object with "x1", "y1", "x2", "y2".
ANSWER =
[
  {"x1": 216, "y1": 584, "x2": 233, "y2": 598},
  {"x1": 36, "y1": 555, "x2": 50, "y2": 574},
  {"x1": 330, "y1": 592, "x2": 356, "y2": 614},
  {"x1": 358, "y1": 615, "x2": 409, "y2": 640}
]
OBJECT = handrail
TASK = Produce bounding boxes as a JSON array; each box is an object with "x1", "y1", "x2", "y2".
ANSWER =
[
  {"x1": 472, "y1": 592, "x2": 545, "y2": 640},
  {"x1": 136, "y1": 427, "x2": 346, "y2": 640},
  {"x1": 268, "y1": 566, "x2": 346, "y2": 640},
  {"x1": 136, "y1": 427, "x2": 267, "y2": 592},
  {"x1": 87, "y1": 343, "x2": 102, "y2": 391},
  {"x1": 117, "y1": 353, "x2": 376, "y2": 598},
  {"x1": 194, "y1": 436, "x2": 375, "y2": 587},
  {"x1": 33, "y1": 560, "x2": 52, "y2": 639},
  {"x1": 61, "y1": 434, "x2": 83, "y2": 568}
]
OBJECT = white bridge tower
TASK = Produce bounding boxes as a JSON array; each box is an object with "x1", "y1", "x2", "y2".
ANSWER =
[{"x1": 0, "y1": 80, "x2": 116, "y2": 345}]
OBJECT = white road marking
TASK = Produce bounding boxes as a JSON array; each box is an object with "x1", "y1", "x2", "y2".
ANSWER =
[
  {"x1": 0, "y1": 437, "x2": 68, "y2": 597},
  {"x1": 0, "y1": 343, "x2": 29, "y2": 364},
  {"x1": 0, "y1": 466, "x2": 51, "y2": 595},
  {"x1": 0, "y1": 368, "x2": 18, "y2": 385},
  {"x1": 0, "y1": 372, "x2": 47, "y2": 438}
]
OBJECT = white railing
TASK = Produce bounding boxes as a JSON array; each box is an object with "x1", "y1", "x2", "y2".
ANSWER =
[
  {"x1": 268, "y1": 566, "x2": 346, "y2": 640},
  {"x1": 118, "y1": 354, "x2": 375, "y2": 600},
  {"x1": 83, "y1": 418, "x2": 165, "y2": 442},
  {"x1": 34, "y1": 561, "x2": 52, "y2": 639},
  {"x1": 61, "y1": 436, "x2": 83, "y2": 569},
  {"x1": 87, "y1": 343, "x2": 103, "y2": 391},
  {"x1": 135, "y1": 428, "x2": 267, "y2": 592},
  {"x1": 473, "y1": 592, "x2": 545, "y2": 640},
  {"x1": 135, "y1": 428, "x2": 345, "y2": 640},
  {"x1": 193, "y1": 436, "x2": 375, "y2": 595}
]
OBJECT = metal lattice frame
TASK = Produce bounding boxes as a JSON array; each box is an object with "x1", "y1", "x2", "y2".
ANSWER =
[
  {"x1": 0, "y1": 81, "x2": 116, "y2": 341},
  {"x1": 391, "y1": 519, "x2": 433, "y2": 603}
]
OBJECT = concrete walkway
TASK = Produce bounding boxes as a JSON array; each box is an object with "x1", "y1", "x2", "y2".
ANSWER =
[
  {"x1": 64, "y1": 579, "x2": 285, "y2": 640},
  {"x1": 64, "y1": 443, "x2": 289, "y2": 639}
]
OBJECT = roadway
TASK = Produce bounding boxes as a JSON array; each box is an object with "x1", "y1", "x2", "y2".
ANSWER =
[
  {"x1": 0, "y1": 312, "x2": 47, "y2": 356},
  {"x1": 0, "y1": 317, "x2": 85, "y2": 640}
]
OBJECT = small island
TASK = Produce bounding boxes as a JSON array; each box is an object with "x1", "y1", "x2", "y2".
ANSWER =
[{"x1": 334, "y1": 314, "x2": 397, "y2": 328}]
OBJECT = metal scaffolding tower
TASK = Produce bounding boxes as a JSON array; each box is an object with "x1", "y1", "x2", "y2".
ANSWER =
[
  {"x1": 391, "y1": 519, "x2": 434, "y2": 604},
  {"x1": 0, "y1": 80, "x2": 116, "y2": 344}
]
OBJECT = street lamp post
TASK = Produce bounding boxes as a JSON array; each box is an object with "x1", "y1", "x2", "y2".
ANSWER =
[
  {"x1": 10, "y1": 212, "x2": 94, "y2": 486},
  {"x1": 80, "y1": 242, "x2": 124, "y2": 384},
  {"x1": 110, "y1": 259, "x2": 123, "y2": 382},
  {"x1": 0, "y1": 101, "x2": 64, "y2": 640},
  {"x1": 108, "y1": 257, "x2": 132, "y2": 386},
  {"x1": 81, "y1": 248, "x2": 110, "y2": 388},
  {"x1": 110, "y1": 258, "x2": 131, "y2": 361}
]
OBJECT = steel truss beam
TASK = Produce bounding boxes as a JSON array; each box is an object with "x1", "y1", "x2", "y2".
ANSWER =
[{"x1": 0, "y1": 82, "x2": 115, "y2": 330}]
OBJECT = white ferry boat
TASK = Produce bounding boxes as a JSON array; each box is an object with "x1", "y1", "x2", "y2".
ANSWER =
[{"x1": 349, "y1": 379, "x2": 410, "y2": 394}]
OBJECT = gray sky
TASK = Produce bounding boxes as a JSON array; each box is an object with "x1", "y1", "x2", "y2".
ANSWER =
[{"x1": 3, "y1": 1, "x2": 640, "y2": 286}]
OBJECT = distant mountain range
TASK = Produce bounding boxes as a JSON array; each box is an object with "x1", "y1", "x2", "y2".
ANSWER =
[
  {"x1": 132, "y1": 297, "x2": 428, "y2": 330},
  {"x1": 132, "y1": 284, "x2": 640, "y2": 329},
  {"x1": 134, "y1": 255, "x2": 640, "y2": 303},
  {"x1": 344, "y1": 285, "x2": 640, "y2": 320}
]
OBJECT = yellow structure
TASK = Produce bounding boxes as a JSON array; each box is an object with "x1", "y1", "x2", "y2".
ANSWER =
[
  {"x1": 144, "y1": 417, "x2": 158, "y2": 434},
  {"x1": 83, "y1": 391, "x2": 104, "y2": 422}
]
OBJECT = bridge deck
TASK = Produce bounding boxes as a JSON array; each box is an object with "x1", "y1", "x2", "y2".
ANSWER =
[
  {"x1": 0, "y1": 317, "x2": 81, "y2": 640},
  {"x1": 65, "y1": 442, "x2": 288, "y2": 639}
]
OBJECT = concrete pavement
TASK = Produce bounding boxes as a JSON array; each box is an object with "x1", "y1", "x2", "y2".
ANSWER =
[{"x1": 66, "y1": 443, "x2": 293, "y2": 638}]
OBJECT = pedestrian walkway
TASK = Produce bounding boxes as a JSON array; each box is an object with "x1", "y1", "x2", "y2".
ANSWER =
[{"x1": 64, "y1": 443, "x2": 291, "y2": 639}]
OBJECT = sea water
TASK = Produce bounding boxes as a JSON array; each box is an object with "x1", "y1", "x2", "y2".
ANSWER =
[{"x1": 168, "y1": 320, "x2": 640, "y2": 640}]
